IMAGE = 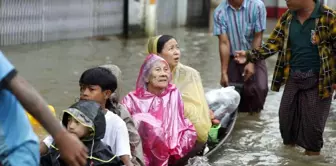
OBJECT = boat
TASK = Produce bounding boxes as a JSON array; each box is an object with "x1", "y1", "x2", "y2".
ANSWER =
[{"x1": 203, "y1": 83, "x2": 243, "y2": 157}]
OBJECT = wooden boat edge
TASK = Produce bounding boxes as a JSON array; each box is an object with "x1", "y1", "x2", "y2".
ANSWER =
[{"x1": 204, "y1": 108, "x2": 238, "y2": 157}]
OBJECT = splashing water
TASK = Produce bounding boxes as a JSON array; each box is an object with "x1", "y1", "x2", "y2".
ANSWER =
[{"x1": 186, "y1": 156, "x2": 212, "y2": 166}]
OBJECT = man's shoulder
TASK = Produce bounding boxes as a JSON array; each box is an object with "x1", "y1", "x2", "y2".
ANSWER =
[
  {"x1": 0, "y1": 51, "x2": 15, "y2": 83},
  {"x1": 250, "y1": 0, "x2": 265, "y2": 7},
  {"x1": 214, "y1": 1, "x2": 227, "y2": 17},
  {"x1": 321, "y1": 5, "x2": 336, "y2": 18},
  {"x1": 246, "y1": 0, "x2": 266, "y2": 17}
]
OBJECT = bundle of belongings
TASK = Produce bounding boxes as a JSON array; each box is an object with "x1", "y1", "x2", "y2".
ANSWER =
[{"x1": 205, "y1": 86, "x2": 241, "y2": 142}]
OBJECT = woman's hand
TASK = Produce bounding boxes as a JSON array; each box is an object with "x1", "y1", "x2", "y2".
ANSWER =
[{"x1": 209, "y1": 110, "x2": 220, "y2": 125}]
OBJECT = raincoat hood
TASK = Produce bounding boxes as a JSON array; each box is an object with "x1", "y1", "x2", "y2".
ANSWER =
[
  {"x1": 135, "y1": 53, "x2": 173, "y2": 96},
  {"x1": 147, "y1": 35, "x2": 174, "y2": 54},
  {"x1": 62, "y1": 100, "x2": 106, "y2": 141},
  {"x1": 100, "y1": 64, "x2": 122, "y2": 104},
  {"x1": 122, "y1": 54, "x2": 197, "y2": 166}
]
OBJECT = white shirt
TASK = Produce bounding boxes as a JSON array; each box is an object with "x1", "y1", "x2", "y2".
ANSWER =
[{"x1": 43, "y1": 111, "x2": 131, "y2": 157}]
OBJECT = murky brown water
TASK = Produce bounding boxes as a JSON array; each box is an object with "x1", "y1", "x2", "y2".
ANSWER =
[{"x1": 1, "y1": 21, "x2": 336, "y2": 166}]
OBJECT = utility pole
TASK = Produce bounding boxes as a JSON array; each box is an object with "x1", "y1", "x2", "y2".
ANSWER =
[
  {"x1": 144, "y1": 0, "x2": 157, "y2": 37},
  {"x1": 123, "y1": 0, "x2": 129, "y2": 38}
]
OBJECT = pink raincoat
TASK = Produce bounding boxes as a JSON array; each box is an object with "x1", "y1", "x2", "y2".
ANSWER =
[{"x1": 122, "y1": 54, "x2": 197, "y2": 166}]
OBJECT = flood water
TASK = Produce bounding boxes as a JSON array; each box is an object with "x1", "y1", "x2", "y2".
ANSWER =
[{"x1": 2, "y1": 20, "x2": 336, "y2": 166}]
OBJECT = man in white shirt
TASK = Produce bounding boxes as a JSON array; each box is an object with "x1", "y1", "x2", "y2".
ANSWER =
[{"x1": 40, "y1": 67, "x2": 133, "y2": 166}]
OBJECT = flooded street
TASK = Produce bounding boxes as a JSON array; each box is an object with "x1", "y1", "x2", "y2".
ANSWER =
[{"x1": 1, "y1": 20, "x2": 336, "y2": 165}]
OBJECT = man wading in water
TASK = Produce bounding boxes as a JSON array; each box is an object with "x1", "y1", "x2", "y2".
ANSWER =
[
  {"x1": 235, "y1": 0, "x2": 336, "y2": 156},
  {"x1": 213, "y1": 0, "x2": 269, "y2": 113}
]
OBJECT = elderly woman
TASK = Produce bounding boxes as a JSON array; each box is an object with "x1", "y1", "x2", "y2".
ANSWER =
[
  {"x1": 122, "y1": 54, "x2": 197, "y2": 166},
  {"x1": 147, "y1": 35, "x2": 212, "y2": 148},
  {"x1": 100, "y1": 64, "x2": 145, "y2": 166}
]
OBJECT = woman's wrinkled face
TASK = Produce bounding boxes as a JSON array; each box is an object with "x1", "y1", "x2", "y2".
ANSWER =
[
  {"x1": 147, "y1": 61, "x2": 170, "y2": 90},
  {"x1": 158, "y1": 39, "x2": 180, "y2": 68}
]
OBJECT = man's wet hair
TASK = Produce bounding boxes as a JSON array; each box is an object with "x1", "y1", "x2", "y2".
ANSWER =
[{"x1": 79, "y1": 67, "x2": 117, "y2": 92}]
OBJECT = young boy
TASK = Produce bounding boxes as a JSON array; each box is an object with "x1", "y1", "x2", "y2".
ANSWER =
[
  {"x1": 40, "y1": 67, "x2": 133, "y2": 166},
  {"x1": 40, "y1": 100, "x2": 123, "y2": 166},
  {"x1": 100, "y1": 64, "x2": 145, "y2": 166}
]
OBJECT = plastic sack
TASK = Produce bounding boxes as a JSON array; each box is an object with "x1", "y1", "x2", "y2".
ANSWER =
[
  {"x1": 205, "y1": 86, "x2": 240, "y2": 121},
  {"x1": 220, "y1": 112, "x2": 231, "y2": 128}
]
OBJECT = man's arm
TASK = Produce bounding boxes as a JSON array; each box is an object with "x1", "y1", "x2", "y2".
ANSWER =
[
  {"x1": 246, "y1": 1, "x2": 278, "y2": 62},
  {"x1": 7, "y1": 75, "x2": 64, "y2": 138},
  {"x1": 6, "y1": 75, "x2": 88, "y2": 166},
  {"x1": 213, "y1": 8, "x2": 231, "y2": 86},
  {"x1": 218, "y1": 34, "x2": 231, "y2": 74},
  {"x1": 252, "y1": 32, "x2": 263, "y2": 49},
  {"x1": 242, "y1": 3, "x2": 267, "y2": 81},
  {"x1": 243, "y1": 31, "x2": 263, "y2": 81},
  {"x1": 330, "y1": 9, "x2": 336, "y2": 90},
  {"x1": 252, "y1": 1, "x2": 267, "y2": 49},
  {"x1": 213, "y1": 8, "x2": 230, "y2": 74},
  {"x1": 245, "y1": 15, "x2": 287, "y2": 63}
]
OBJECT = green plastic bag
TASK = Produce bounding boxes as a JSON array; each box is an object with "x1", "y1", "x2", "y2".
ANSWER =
[{"x1": 208, "y1": 125, "x2": 221, "y2": 143}]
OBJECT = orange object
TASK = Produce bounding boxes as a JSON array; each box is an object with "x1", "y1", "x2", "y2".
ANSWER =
[
  {"x1": 212, "y1": 119, "x2": 220, "y2": 125},
  {"x1": 26, "y1": 105, "x2": 56, "y2": 126},
  {"x1": 149, "y1": 0, "x2": 156, "y2": 4}
]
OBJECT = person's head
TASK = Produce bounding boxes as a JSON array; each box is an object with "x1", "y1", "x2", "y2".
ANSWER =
[
  {"x1": 62, "y1": 100, "x2": 106, "y2": 141},
  {"x1": 147, "y1": 35, "x2": 180, "y2": 69},
  {"x1": 99, "y1": 64, "x2": 122, "y2": 107},
  {"x1": 137, "y1": 54, "x2": 170, "y2": 95},
  {"x1": 79, "y1": 67, "x2": 117, "y2": 109},
  {"x1": 285, "y1": 0, "x2": 316, "y2": 11}
]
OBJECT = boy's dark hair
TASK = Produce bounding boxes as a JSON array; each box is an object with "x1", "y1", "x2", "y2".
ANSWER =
[{"x1": 79, "y1": 67, "x2": 118, "y2": 92}]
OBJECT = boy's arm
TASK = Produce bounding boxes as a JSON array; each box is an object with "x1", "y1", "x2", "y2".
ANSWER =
[
  {"x1": 40, "y1": 135, "x2": 55, "y2": 155},
  {"x1": 40, "y1": 142, "x2": 49, "y2": 155},
  {"x1": 116, "y1": 121, "x2": 133, "y2": 166}
]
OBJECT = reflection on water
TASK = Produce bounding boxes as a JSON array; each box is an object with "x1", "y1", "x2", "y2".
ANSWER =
[{"x1": 1, "y1": 25, "x2": 336, "y2": 166}]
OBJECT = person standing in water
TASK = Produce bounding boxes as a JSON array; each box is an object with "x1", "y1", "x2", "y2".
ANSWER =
[
  {"x1": 234, "y1": 0, "x2": 336, "y2": 156},
  {"x1": 213, "y1": 0, "x2": 268, "y2": 113},
  {"x1": 0, "y1": 51, "x2": 88, "y2": 166}
]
